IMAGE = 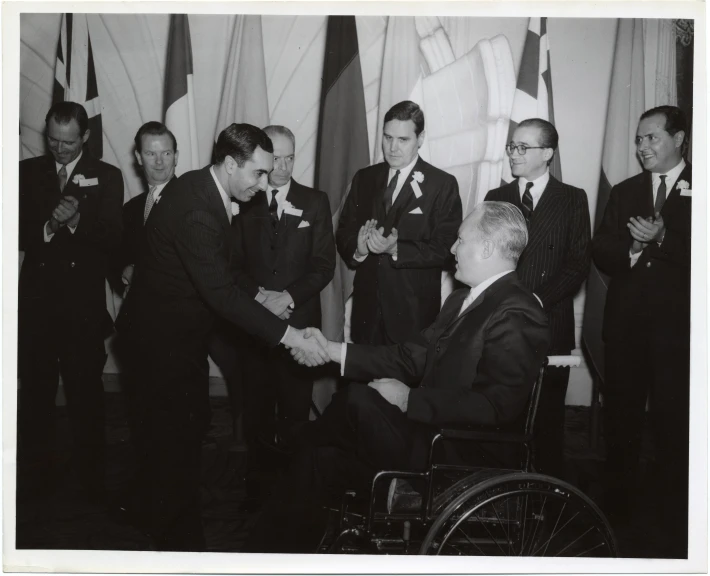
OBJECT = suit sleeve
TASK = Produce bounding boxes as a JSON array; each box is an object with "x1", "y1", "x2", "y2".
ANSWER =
[
  {"x1": 535, "y1": 188, "x2": 592, "y2": 308},
  {"x1": 344, "y1": 323, "x2": 438, "y2": 385},
  {"x1": 592, "y1": 185, "x2": 633, "y2": 277},
  {"x1": 286, "y1": 192, "x2": 336, "y2": 307},
  {"x1": 391, "y1": 176, "x2": 462, "y2": 269},
  {"x1": 72, "y1": 166, "x2": 124, "y2": 251},
  {"x1": 645, "y1": 204, "x2": 691, "y2": 268},
  {"x1": 407, "y1": 303, "x2": 550, "y2": 427},
  {"x1": 18, "y1": 161, "x2": 46, "y2": 254},
  {"x1": 229, "y1": 215, "x2": 260, "y2": 298},
  {"x1": 175, "y1": 208, "x2": 287, "y2": 347},
  {"x1": 335, "y1": 173, "x2": 365, "y2": 268}
]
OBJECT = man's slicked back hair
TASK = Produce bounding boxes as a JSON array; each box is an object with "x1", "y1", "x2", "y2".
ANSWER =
[
  {"x1": 474, "y1": 201, "x2": 529, "y2": 265},
  {"x1": 134, "y1": 121, "x2": 178, "y2": 153},
  {"x1": 214, "y1": 123, "x2": 273, "y2": 167},
  {"x1": 46, "y1": 101, "x2": 89, "y2": 136},
  {"x1": 384, "y1": 100, "x2": 425, "y2": 136}
]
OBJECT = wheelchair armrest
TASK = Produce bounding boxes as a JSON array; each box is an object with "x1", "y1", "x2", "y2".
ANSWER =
[{"x1": 438, "y1": 427, "x2": 531, "y2": 444}]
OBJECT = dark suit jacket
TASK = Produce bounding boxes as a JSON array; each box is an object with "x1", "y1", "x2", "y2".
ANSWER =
[
  {"x1": 233, "y1": 179, "x2": 335, "y2": 329},
  {"x1": 18, "y1": 153, "x2": 123, "y2": 339},
  {"x1": 485, "y1": 176, "x2": 591, "y2": 353},
  {"x1": 336, "y1": 157, "x2": 462, "y2": 344},
  {"x1": 344, "y1": 272, "x2": 550, "y2": 428},
  {"x1": 592, "y1": 163, "x2": 691, "y2": 346},
  {"x1": 130, "y1": 166, "x2": 288, "y2": 351}
]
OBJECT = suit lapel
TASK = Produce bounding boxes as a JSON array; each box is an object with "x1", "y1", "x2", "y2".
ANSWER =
[
  {"x1": 501, "y1": 181, "x2": 522, "y2": 209},
  {"x1": 373, "y1": 163, "x2": 389, "y2": 223},
  {"x1": 202, "y1": 167, "x2": 232, "y2": 232},
  {"x1": 524, "y1": 176, "x2": 567, "y2": 256},
  {"x1": 660, "y1": 163, "x2": 692, "y2": 220}
]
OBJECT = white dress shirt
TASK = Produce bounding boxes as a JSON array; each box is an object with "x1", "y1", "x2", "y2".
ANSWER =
[
  {"x1": 209, "y1": 166, "x2": 236, "y2": 224},
  {"x1": 458, "y1": 269, "x2": 515, "y2": 316},
  {"x1": 629, "y1": 158, "x2": 686, "y2": 267},
  {"x1": 44, "y1": 152, "x2": 84, "y2": 242},
  {"x1": 266, "y1": 179, "x2": 292, "y2": 219},
  {"x1": 517, "y1": 169, "x2": 550, "y2": 210}
]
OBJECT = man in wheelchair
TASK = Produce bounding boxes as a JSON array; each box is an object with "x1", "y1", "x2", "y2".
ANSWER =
[{"x1": 244, "y1": 202, "x2": 551, "y2": 553}]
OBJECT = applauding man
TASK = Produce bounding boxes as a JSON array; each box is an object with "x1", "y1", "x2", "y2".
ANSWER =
[{"x1": 337, "y1": 101, "x2": 462, "y2": 345}]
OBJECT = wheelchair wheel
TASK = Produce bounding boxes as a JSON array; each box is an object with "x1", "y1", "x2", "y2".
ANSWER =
[{"x1": 419, "y1": 472, "x2": 618, "y2": 557}]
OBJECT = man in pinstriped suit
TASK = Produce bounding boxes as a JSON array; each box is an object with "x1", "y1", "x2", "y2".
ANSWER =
[{"x1": 485, "y1": 118, "x2": 591, "y2": 478}]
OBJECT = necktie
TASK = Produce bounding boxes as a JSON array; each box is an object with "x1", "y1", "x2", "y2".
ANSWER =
[
  {"x1": 58, "y1": 165, "x2": 68, "y2": 193},
  {"x1": 522, "y1": 181, "x2": 534, "y2": 223},
  {"x1": 268, "y1": 190, "x2": 279, "y2": 227},
  {"x1": 144, "y1": 185, "x2": 157, "y2": 224},
  {"x1": 654, "y1": 175, "x2": 667, "y2": 214},
  {"x1": 383, "y1": 170, "x2": 401, "y2": 214}
]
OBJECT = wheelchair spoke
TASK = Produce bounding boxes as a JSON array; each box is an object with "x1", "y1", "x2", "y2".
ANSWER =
[
  {"x1": 518, "y1": 493, "x2": 529, "y2": 556},
  {"x1": 574, "y1": 540, "x2": 607, "y2": 557},
  {"x1": 553, "y1": 526, "x2": 594, "y2": 557},
  {"x1": 450, "y1": 525, "x2": 486, "y2": 556},
  {"x1": 490, "y1": 499, "x2": 511, "y2": 554},
  {"x1": 529, "y1": 504, "x2": 575, "y2": 557},
  {"x1": 474, "y1": 512, "x2": 508, "y2": 556},
  {"x1": 524, "y1": 495, "x2": 547, "y2": 556}
]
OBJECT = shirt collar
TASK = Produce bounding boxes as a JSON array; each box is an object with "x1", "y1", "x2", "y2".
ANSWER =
[
  {"x1": 461, "y1": 269, "x2": 515, "y2": 313},
  {"x1": 652, "y1": 158, "x2": 686, "y2": 189},
  {"x1": 55, "y1": 151, "x2": 83, "y2": 181},
  {"x1": 268, "y1": 179, "x2": 292, "y2": 203},
  {"x1": 150, "y1": 180, "x2": 170, "y2": 201},
  {"x1": 518, "y1": 169, "x2": 550, "y2": 199},
  {"x1": 389, "y1": 155, "x2": 419, "y2": 183},
  {"x1": 209, "y1": 166, "x2": 233, "y2": 221}
]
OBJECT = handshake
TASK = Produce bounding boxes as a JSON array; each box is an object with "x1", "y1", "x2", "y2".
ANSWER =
[{"x1": 281, "y1": 326, "x2": 338, "y2": 367}]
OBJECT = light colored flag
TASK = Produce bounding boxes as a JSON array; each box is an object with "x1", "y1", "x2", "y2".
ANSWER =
[
  {"x1": 53, "y1": 13, "x2": 103, "y2": 159},
  {"x1": 213, "y1": 15, "x2": 269, "y2": 139},
  {"x1": 582, "y1": 19, "x2": 645, "y2": 381},
  {"x1": 164, "y1": 14, "x2": 200, "y2": 174},
  {"x1": 372, "y1": 16, "x2": 423, "y2": 164},
  {"x1": 501, "y1": 16, "x2": 561, "y2": 183}
]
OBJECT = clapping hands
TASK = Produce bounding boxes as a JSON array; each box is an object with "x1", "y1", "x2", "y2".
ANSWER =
[
  {"x1": 356, "y1": 219, "x2": 398, "y2": 257},
  {"x1": 628, "y1": 212, "x2": 665, "y2": 253}
]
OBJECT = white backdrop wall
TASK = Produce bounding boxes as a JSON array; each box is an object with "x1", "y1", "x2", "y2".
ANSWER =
[{"x1": 19, "y1": 14, "x2": 618, "y2": 405}]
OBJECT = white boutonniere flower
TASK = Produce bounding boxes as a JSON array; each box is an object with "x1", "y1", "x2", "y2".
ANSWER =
[
  {"x1": 411, "y1": 171, "x2": 425, "y2": 198},
  {"x1": 283, "y1": 200, "x2": 303, "y2": 217},
  {"x1": 677, "y1": 180, "x2": 690, "y2": 190},
  {"x1": 72, "y1": 174, "x2": 85, "y2": 185},
  {"x1": 231, "y1": 202, "x2": 240, "y2": 216}
]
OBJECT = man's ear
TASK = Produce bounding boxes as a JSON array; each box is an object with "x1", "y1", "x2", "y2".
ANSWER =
[
  {"x1": 81, "y1": 129, "x2": 91, "y2": 146},
  {"x1": 417, "y1": 130, "x2": 425, "y2": 149},
  {"x1": 134, "y1": 150, "x2": 142, "y2": 166},
  {"x1": 673, "y1": 130, "x2": 686, "y2": 150},
  {"x1": 482, "y1": 239, "x2": 495, "y2": 259},
  {"x1": 543, "y1": 148, "x2": 554, "y2": 164},
  {"x1": 173, "y1": 150, "x2": 179, "y2": 166},
  {"x1": 223, "y1": 155, "x2": 235, "y2": 174}
]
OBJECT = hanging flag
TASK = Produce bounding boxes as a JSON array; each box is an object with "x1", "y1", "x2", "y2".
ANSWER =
[
  {"x1": 501, "y1": 16, "x2": 561, "y2": 183},
  {"x1": 372, "y1": 16, "x2": 423, "y2": 164},
  {"x1": 582, "y1": 19, "x2": 645, "y2": 381},
  {"x1": 164, "y1": 14, "x2": 200, "y2": 174},
  {"x1": 314, "y1": 15, "x2": 370, "y2": 343},
  {"x1": 53, "y1": 13, "x2": 103, "y2": 159},
  {"x1": 213, "y1": 15, "x2": 269, "y2": 143}
]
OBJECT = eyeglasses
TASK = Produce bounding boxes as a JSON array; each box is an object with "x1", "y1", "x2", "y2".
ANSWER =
[{"x1": 505, "y1": 143, "x2": 546, "y2": 156}]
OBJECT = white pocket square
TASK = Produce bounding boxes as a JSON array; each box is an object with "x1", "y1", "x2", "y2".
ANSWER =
[
  {"x1": 298, "y1": 220, "x2": 310, "y2": 229},
  {"x1": 79, "y1": 178, "x2": 99, "y2": 187},
  {"x1": 409, "y1": 207, "x2": 423, "y2": 215},
  {"x1": 680, "y1": 189, "x2": 692, "y2": 197}
]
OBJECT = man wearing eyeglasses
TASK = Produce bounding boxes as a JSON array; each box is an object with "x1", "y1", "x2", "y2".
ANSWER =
[{"x1": 485, "y1": 118, "x2": 591, "y2": 479}]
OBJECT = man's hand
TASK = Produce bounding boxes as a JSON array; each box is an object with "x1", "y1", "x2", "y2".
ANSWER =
[
  {"x1": 52, "y1": 196, "x2": 80, "y2": 226},
  {"x1": 259, "y1": 287, "x2": 294, "y2": 319},
  {"x1": 368, "y1": 378, "x2": 410, "y2": 412},
  {"x1": 297, "y1": 327, "x2": 344, "y2": 363},
  {"x1": 282, "y1": 327, "x2": 329, "y2": 367},
  {"x1": 367, "y1": 227, "x2": 398, "y2": 256},
  {"x1": 121, "y1": 265, "x2": 135, "y2": 297},
  {"x1": 628, "y1": 214, "x2": 664, "y2": 251},
  {"x1": 356, "y1": 219, "x2": 378, "y2": 257}
]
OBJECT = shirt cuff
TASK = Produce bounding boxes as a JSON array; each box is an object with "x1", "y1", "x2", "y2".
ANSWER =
[
  {"x1": 44, "y1": 221, "x2": 55, "y2": 242},
  {"x1": 353, "y1": 251, "x2": 367, "y2": 262},
  {"x1": 340, "y1": 343, "x2": 347, "y2": 377},
  {"x1": 629, "y1": 250, "x2": 642, "y2": 268},
  {"x1": 255, "y1": 290, "x2": 267, "y2": 304},
  {"x1": 279, "y1": 325, "x2": 290, "y2": 345},
  {"x1": 533, "y1": 293, "x2": 543, "y2": 308},
  {"x1": 284, "y1": 290, "x2": 295, "y2": 309}
]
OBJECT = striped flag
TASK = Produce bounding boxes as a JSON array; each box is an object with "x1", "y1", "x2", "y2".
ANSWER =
[
  {"x1": 501, "y1": 17, "x2": 561, "y2": 183},
  {"x1": 213, "y1": 15, "x2": 269, "y2": 142},
  {"x1": 314, "y1": 15, "x2": 370, "y2": 343},
  {"x1": 164, "y1": 14, "x2": 200, "y2": 174},
  {"x1": 53, "y1": 13, "x2": 103, "y2": 159},
  {"x1": 582, "y1": 19, "x2": 645, "y2": 381}
]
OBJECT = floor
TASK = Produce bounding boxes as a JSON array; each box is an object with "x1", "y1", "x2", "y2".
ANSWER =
[{"x1": 14, "y1": 377, "x2": 668, "y2": 557}]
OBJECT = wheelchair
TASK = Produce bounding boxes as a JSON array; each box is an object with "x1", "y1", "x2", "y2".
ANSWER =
[{"x1": 318, "y1": 356, "x2": 619, "y2": 557}]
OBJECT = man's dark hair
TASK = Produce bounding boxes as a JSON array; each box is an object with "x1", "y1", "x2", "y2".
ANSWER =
[
  {"x1": 640, "y1": 105, "x2": 688, "y2": 153},
  {"x1": 213, "y1": 123, "x2": 273, "y2": 166},
  {"x1": 45, "y1": 101, "x2": 89, "y2": 136},
  {"x1": 384, "y1": 100, "x2": 425, "y2": 136},
  {"x1": 517, "y1": 118, "x2": 559, "y2": 165},
  {"x1": 134, "y1": 121, "x2": 177, "y2": 153}
]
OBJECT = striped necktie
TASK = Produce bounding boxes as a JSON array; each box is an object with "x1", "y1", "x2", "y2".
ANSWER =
[
  {"x1": 654, "y1": 175, "x2": 667, "y2": 214},
  {"x1": 58, "y1": 165, "x2": 68, "y2": 193},
  {"x1": 522, "y1": 181, "x2": 534, "y2": 224},
  {"x1": 144, "y1": 185, "x2": 157, "y2": 224}
]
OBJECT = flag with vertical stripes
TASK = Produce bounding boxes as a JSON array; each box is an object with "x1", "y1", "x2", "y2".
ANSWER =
[
  {"x1": 53, "y1": 13, "x2": 103, "y2": 159},
  {"x1": 314, "y1": 15, "x2": 370, "y2": 343},
  {"x1": 582, "y1": 19, "x2": 645, "y2": 381},
  {"x1": 213, "y1": 15, "x2": 269, "y2": 143},
  {"x1": 501, "y1": 16, "x2": 561, "y2": 183},
  {"x1": 164, "y1": 14, "x2": 200, "y2": 174}
]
